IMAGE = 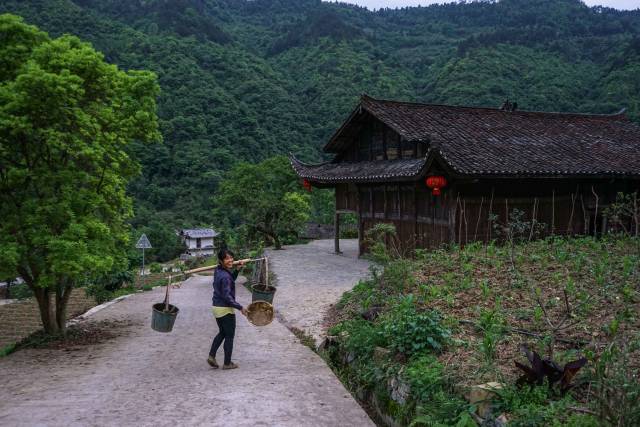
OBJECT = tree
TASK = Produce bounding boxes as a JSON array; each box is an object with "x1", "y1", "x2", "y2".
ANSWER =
[
  {"x1": 214, "y1": 156, "x2": 311, "y2": 249},
  {"x1": 0, "y1": 14, "x2": 161, "y2": 335}
]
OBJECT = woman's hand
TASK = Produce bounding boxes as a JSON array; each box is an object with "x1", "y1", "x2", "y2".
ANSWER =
[{"x1": 241, "y1": 307, "x2": 248, "y2": 316}]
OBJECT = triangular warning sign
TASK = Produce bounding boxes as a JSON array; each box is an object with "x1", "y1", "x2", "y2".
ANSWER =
[{"x1": 135, "y1": 233, "x2": 152, "y2": 249}]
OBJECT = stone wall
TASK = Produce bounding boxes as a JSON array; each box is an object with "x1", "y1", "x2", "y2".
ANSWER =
[{"x1": 0, "y1": 289, "x2": 97, "y2": 349}]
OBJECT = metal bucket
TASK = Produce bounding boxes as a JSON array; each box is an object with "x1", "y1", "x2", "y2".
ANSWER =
[
  {"x1": 151, "y1": 302, "x2": 179, "y2": 332},
  {"x1": 251, "y1": 285, "x2": 276, "y2": 304}
]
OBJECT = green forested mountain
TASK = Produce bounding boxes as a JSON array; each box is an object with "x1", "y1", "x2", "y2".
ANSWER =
[{"x1": 2, "y1": 0, "x2": 639, "y2": 259}]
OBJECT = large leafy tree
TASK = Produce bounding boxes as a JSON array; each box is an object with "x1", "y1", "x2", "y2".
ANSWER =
[
  {"x1": 0, "y1": 14, "x2": 161, "y2": 335},
  {"x1": 215, "y1": 156, "x2": 311, "y2": 250}
]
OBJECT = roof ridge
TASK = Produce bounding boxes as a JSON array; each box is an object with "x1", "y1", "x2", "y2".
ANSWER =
[{"x1": 361, "y1": 94, "x2": 628, "y2": 120}]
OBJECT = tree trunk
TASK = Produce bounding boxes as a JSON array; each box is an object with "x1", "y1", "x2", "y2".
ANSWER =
[
  {"x1": 33, "y1": 287, "x2": 59, "y2": 335},
  {"x1": 55, "y1": 284, "x2": 73, "y2": 335},
  {"x1": 255, "y1": 225, "x2": 281, "y2": 250}
]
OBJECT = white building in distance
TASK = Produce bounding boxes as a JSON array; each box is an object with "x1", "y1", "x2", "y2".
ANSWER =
[{"x1": 179, "y1": 228, "x2": 218, "y2": 258}]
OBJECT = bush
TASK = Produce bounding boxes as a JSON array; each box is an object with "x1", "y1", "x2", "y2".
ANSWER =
[
  {"x1": 330, "y1": 319, "x2": 384, "y2": 361},
  {"x1": 380, "y1": 295, "x2": 451, "y2": 357},
  {"x1": 149, "y1": 262, "x2": 163, "y2": 273},
  {"x1": 6, "y1": 283, "x2": 33, "y2": 300},
  {"x1": 85, "y1": 268, "x2": 134, "y2": 304}
]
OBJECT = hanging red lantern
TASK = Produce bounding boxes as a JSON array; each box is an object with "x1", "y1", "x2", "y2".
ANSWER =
[
  {"x1": 302, "y1": 179, "x2": 313, "y2": 192},
  {"x1": 425, "y1": 175, "x2": 447, "y2": 196}
]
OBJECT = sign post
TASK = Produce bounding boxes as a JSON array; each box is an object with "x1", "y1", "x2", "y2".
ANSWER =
[{"x1": 135, "y1": 234, "x2": 152, "y2": 288}]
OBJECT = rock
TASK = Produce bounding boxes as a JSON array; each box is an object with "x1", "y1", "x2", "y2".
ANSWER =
[
  {"x1": 345, "y1": 352, "x2": 356, "y2": 364},
  {"x1": 388, "y1": 375, "x2": 411, "y2": 405},
  {"x1": 468, "y1": 382, "x2": 504, "y2": 418},
  {"x1": 495, "y1": 413, "x2": 508, "y2": 426}
]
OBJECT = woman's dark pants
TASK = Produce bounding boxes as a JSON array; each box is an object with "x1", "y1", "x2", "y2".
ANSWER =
[{"x1": 210, "y1": 313, "x2": 236, "y2": 365}]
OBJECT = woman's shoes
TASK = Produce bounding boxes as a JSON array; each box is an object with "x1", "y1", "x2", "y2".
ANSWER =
[
  {"x1": 222, "y1": 362, "x2": 239, "y2": 370},
  {"x1": 207, "y1": 356, "x2": 238, "y2": 370},
  {"x1": 207, "y1": 356, "x2": 219, "y2": 368}
]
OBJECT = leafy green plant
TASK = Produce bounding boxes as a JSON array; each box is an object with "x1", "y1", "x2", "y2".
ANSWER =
[
  {"x1": 496, "y1": 384, "x2": 596, "y2": 427},
  {"x1": 478, "y1": 302, "x2": 506, "y2": 364},
  {"x1": 149, "y1": 263, "x2": 163, "y2": 273},
  {"x1": 380, "y1": 296, "x2": 450, "y2": 357},
  {"x1": 0, "y1": 343, "x2": 16, "y2": 357}
]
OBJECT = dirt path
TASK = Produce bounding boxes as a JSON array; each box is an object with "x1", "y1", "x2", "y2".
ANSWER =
[
  {"x1": 0, "y1": 275, "x2": 373, "y2": 426},
  {"x1": 266, "y1": 239, "x2": 371, "y2": 344}
]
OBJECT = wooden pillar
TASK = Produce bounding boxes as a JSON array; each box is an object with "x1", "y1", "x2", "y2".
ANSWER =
[
  {"x1": 356, "y1": 186, "x2": 363, "y2": 256},
  {"x1": 447, "y1": 184, "x2": 458, "y2": 244},
  {"x1": 384, "y1": 185, "x2": 388, "y2": 219},
  {"x1": 334, "y1": 211, "x2": 341, "y2": 254},
  {"x1": 413, "y1": 182, "x2": 419, "y2": 249}
]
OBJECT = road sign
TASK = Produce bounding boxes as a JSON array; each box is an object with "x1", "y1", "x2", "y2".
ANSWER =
[{"x1": 136, "y1": 234, "x2": 152, "y2": 249}]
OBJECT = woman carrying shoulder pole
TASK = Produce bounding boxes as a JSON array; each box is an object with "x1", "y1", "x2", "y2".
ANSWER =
[{"x1": 208, "y1": 248, "x2": 248, "y2": 370}]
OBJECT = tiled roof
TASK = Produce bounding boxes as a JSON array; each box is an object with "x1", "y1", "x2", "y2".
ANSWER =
[
  {"x1": 321, "y1": 95, "x2": 640, "y2": 177},
  {"x1": 182, "y1": 228, "x2": 218, "y2": 238},
  {"x1": 290, "y1": 156, "x2": 427, "y2": 183}
]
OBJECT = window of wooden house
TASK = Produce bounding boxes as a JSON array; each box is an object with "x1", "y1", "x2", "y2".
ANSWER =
[
  {"x1": 386, "y1": 133, "x2": 400, "y2": 160},
  {"x1": 417, "y1": 142, "x2": 427, "y2": 158},
  {"x1": 196, "y1": 238, "x2": 201, "y2": 248},
  {"x1": 358, "y1": 124, "x2": 371, "y2": 161},
  {"x1": 372, "y1": 122, "x2": 384, "y2": 160},
  {"x1": 402, "y1": 140, "x2": 417, "y2": 159}
]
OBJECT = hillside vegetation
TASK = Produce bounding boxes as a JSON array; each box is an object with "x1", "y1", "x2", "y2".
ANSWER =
[{"x1": 1, "y1": 0, "x2": 639, "y2": 258}]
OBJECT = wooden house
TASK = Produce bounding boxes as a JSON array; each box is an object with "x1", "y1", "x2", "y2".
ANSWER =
[
  {"x1": 179, "y1": 228, "x2": 218, "y2": 257},
  {"x1": 290, "y1": 95, "x2": 640, "y2": 255}
]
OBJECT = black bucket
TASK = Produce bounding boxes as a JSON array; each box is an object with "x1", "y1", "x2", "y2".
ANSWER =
[
  {"x1": 251, "y1": 285, "x2": 276, "y2": 304},
  {"x1": 151, "y1": 303, "x2": 179, "y2": 332}
]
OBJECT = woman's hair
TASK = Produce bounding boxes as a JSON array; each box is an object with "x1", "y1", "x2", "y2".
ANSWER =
[{"x1": 217, "y1": 248, "x2": 235, "y2": 262}]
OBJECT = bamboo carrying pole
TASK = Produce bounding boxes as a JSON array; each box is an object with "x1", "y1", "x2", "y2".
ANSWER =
[{"x1": 183, "y1": 257, "x2": 266, "y2": 275}]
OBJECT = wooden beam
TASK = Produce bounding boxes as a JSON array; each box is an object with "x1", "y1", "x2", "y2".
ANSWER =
[
  {"x1": 413, "y1": 182, "x2": 418, "y2": 249},
  {"x1": 334, "y1": 211, "x2": 341, "y2": 254},
  {"x1": 356, "y1": 185, "x2": 363, "y2": 256}
]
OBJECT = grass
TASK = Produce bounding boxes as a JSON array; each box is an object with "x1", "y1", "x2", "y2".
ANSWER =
[
  {"x1": 0, "y1": 343, "x2": 16, "y2": 357},
  {"x1": 326, "y1": 234, "x2": 640, "y2": 426}
]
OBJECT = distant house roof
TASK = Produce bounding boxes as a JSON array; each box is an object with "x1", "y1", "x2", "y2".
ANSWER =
[
  {"x1": 181, "y1": 228, "x2": 218, "y2": 238},
  {"x1": 301, "y1": 95, "x2": 640, "y2": 179}
]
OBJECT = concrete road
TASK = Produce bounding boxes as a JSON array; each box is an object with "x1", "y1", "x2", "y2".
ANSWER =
[
  {"x1": 0, "y1": 274, "x2": 373, "y2": 426},
  {"x1": 266, "y1": 239, "x2": 371, "y2": 344}
]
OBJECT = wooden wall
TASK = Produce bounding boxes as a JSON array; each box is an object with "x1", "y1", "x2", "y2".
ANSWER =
[{"x1": 346, "y1": 179, "x2": 639, "y2": 254}]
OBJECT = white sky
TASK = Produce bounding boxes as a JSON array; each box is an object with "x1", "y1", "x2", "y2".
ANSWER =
[{"x1": 326, "y1": 1, "x2": 640, "y2": 11}]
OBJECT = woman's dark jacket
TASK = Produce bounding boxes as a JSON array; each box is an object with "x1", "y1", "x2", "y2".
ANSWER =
[{"x1": 212, "y1": 265, "x2": 242, "y2": 310}]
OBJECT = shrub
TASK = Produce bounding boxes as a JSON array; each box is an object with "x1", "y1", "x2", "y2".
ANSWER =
[
  {"x1": 85, "y1": 268, "x2": 134, "y2": 304},
  {"x1": 380, "y1": 295, "x2": 450, "y2": 357},
  {"x1": 331, "y1": 319, "x2": 384, "y2": 360},
  {"x1": 149, "y1": 262, "x2": 163, "y2": 273}
]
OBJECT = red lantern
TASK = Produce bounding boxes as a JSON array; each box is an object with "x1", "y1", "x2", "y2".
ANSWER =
[
  {"x1": 302, "y1": 179, "x2": 313, "y2": 192},
  {"x1": 425, "y1": 176, "x2": 447, "y2": 196}
]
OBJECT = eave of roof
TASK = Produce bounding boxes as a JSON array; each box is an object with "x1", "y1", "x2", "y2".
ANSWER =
[{"x1": 289, "y1": 155, "x2": 429, "y2": 184}]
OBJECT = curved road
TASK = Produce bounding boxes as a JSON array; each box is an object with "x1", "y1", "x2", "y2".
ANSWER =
[{"x1": 0, "y1": 257, "x2": 373, "y2": 426}]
